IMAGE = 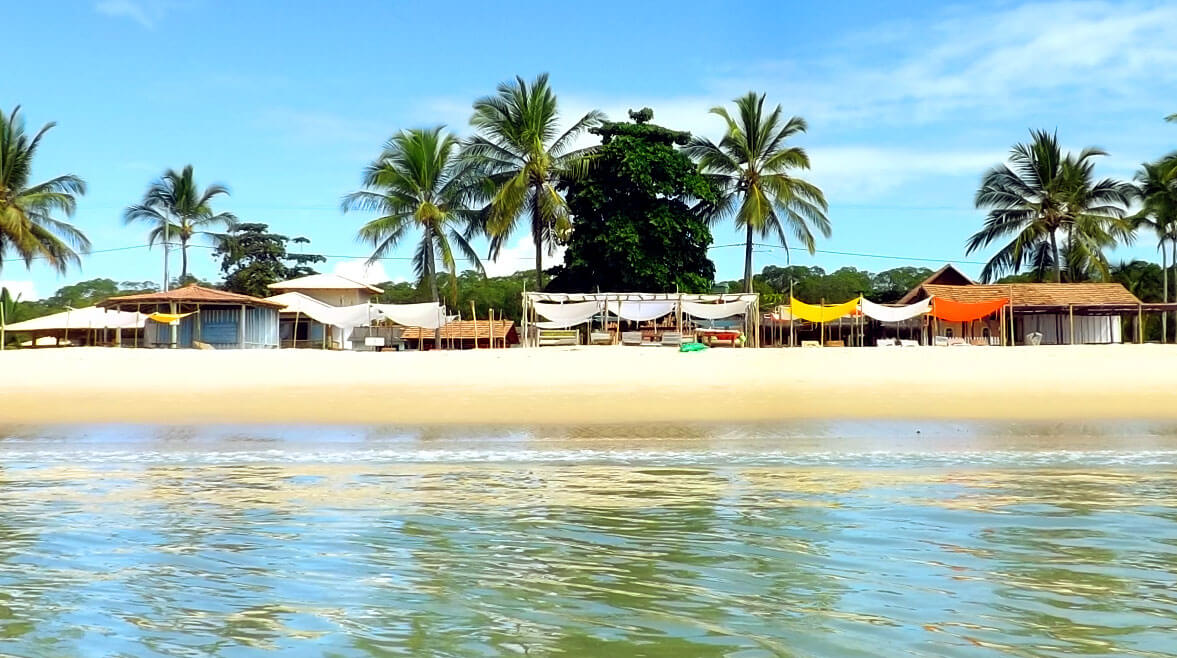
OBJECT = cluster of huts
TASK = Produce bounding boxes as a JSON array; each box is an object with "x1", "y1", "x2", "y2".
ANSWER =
[{"x1": 4, "y1": 264, "x2": 1175, "y2": 349}]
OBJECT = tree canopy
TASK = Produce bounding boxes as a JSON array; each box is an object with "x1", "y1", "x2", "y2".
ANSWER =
[
  {"x1": 547, "y1": 109, "x2": 717, "y2": 293},
  {"x1": 214, "y1": 223, "x2": 324, "y2": 297}
]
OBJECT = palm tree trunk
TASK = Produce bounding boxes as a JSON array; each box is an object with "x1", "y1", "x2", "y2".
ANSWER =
[
  {"x1": 533, "y1": 184, "x2": 545, "y2": 290},
  {"x1": 425, "y1": 227, "x2": 440, "y2": 346},
  {"x1": 743, "y1": 223, "x2": 754, "y2": 293},
  {"x1": 1050, "y1": 231, "x2": 1062, "y2": 283},
  {"x1": 180, "y1": 236, "x2": 189, "y2": 283},
  {"x1": 1171, "y1": 239, "x2": 1176, "y2": 342},
  {"x1": 1163, "y1": 241, "x2": 1169, "y2": 342}
]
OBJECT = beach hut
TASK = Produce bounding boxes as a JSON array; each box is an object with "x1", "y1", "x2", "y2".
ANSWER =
[
  {"x1": 400, "y1": 320, "x2": 518, "y2": 350},
  {"x1": 265, "y1": 291, "x2": 353, "y2": 349},
  {"x1": 1, "y1": 306, "x2": 146, "y2": 347},
  {"x1": 267, "y1": 273, "x2": 382, "y2": 307},
  {"x1": 97, "y1": 285, "x2": 283, "y2": 349}
]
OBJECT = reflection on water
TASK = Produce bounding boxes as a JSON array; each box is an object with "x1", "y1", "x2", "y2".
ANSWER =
[{"x1": 1, "y1": 423, "x2": 1176, "y2": 657}]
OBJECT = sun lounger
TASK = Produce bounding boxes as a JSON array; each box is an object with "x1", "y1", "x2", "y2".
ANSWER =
[
  {"x1": 801, "y1": 340, "x2": 821, "y2": 348},
  {"x1": 621, "y1": 331, "x2": 644, "y2": 346},
  {"x1": 824, "y1": 340, "x2": 845, "y2": 347},
  {"x1": 537, "y1": 329, "x2": 580, "y2": 346},
  {"x1": 933, "y1": 336, "x2": 950, "y2": 347},
  {"x1": 969, "y1": 338, "x2": 989, "y2": 346},
  {"x1": 948, "y1": 338, "x2": 968, "y2": 347},
  {"x1": 590, "y1": 331, "x2": 613, "y2": 345},
  {"x1": 900, "y1": 339, "x2": 919, "y2": 348},
  {"x1": 660, "y1": 331, "x2": 684, "y2": 346},
  {"x1": 876, "y1": 338, "x2": 898, "y2": 347}
]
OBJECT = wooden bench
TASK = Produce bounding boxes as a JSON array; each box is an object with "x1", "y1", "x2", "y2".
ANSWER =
[
  {"x1": 590, "y1": 331, "x2": 613, "y2": 345},
  {"x1": 824, "y1": 340, "x2": 845, "y2": 347},
  {"x1": 537, "y1": 329, "x2": 580, "y2": 346},
  {"x1": 661, "y1": 331, "x2": 684, "y2": 347},
  {"x1": 621, "y1": 331, "x2": 644, "y2": 346}
]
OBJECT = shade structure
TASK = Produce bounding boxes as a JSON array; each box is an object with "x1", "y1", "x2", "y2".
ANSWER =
[
  {"x1": 789, "y1": 297, "x2": 861, "y2": 323},
  {"x1": 605, "y1": 300, "x2": 677, "y2": 322},
  {"x1": 3, "y1": 306, "x2": 146, "y2": 332},
  {"x1": 681, "y1": 300, "x2": 752, "y2": 320},
  {"x1": 370, "y1": 302, "x2": 448, "y2": 329},
  {"x1": 532, "y1": 301, "x2": 603, "y2": 327},
  {"x1": 930, "y1": 297, "x2": 1008, "y2": 322},
  {"x1": 860, "y1": 298, "x2": 931, "y2": 323}
]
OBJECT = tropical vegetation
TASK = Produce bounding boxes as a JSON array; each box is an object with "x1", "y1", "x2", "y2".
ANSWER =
[
  {"x1": 967, "y1": 130, "x2": 1132, "y2": 283},
  {"x1": 214, "y1": 222, "x2": 324, "y2": 297},
  {"x1": 123, "y1": 165, "x2": 236, "y2": 284},
  {"x1": 1130, "y1": 155, "x2": 1177, "y2": 338},
  {"x1": 342, "y1": 127, "x2": 484, "y2": 307},
  {"x1": 0, "y1": 106, "x2": 90, "y2": 275},
  {"x1": 465, "y1": 73, "x2": 604, "y2": 289},
  {"x1": 686, "y1": 92, "x2": 830, "y2": 293},
  {"x1": 548, "y1": 109, "x2": 717, "y2": 292}
]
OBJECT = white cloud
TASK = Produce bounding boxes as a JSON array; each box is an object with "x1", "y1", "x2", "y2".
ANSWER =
[
  {"x1": 0, "y1": 280, "x2": 38, "y2": 302},
  {"x1": 807, "y1": 146, "x2": 999, "y2": 200},
  {"x1": 483, "y1": 235, "x2": 563, "y2": 279},
  {"x1": 94, "y1": 0, "x2": 180, "y2": 29},
  {"x1": 333, "y1": 259, "x2": 390, "y2": 285},
  {"x1": 260, "y1": 108, "x2": 388, "y2": 147}
]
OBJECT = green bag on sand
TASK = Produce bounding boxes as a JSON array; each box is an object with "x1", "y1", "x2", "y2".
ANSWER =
[{"x1": 680, "y1": 342, "x2": 708, "y2": 353}]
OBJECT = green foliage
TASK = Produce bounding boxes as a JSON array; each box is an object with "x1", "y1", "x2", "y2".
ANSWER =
[
  {"x1": 0, "y1": 106, "x2": 90, "y2": 274},
  {"x1": 123, "y1": 165, "x2": 236, "y2": 280},
  {"x1": 374, "y1": 269, "x2": 532, "y2": 322},
  {"x1": 43, "y1": 278, "x2": 156, "y2": 308},
  {"x1": 214, "y1": 223, "x2": 325, "y2": 297},
  {"x1": 547, "y1": 111, "x2": 717, "y2": 293},
  {"x1": 968, "y1": 130, "x2": 1132, "y2": 282},
  {"x1": 686, "y1": 92, "x2": 830, "y2": 291},
  {"x1": 343, "y1": 127, "x2": 484, "y2": 304},
  {"x1": 465, "y1": 73, "x2": 605, "y2": 288}
]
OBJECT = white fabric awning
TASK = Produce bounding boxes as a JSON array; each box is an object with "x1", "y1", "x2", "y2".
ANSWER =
[
  {"x1": 860, "y1": 298, "x2": 931, "y2": 323},
  {"x1": 267, "y1": 292, "x2": 349, "y2": 327},
  {"x1": 681, "y1": 300, "x2": 752, "y2": 320},
  {"x1": 3, "y1": 306, "x2": 146, "y2": 332},
  {"x1": 370, "y1": 302, "x2": 448, "y2": 329},
  {"x1": 533, "y1": 301, "x2": 602, "y2": 327},
  {"x1": 606, "y1": 301, "x2": 676, "y2": 322}
]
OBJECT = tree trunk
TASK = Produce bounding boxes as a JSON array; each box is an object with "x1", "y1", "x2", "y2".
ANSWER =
[
  {"x1": 180, "y1": 236, "x2": 189, "y2": 283},
  {"x1": 743, "y1": 223, "x2": 754, "y2": 293},
  {"x1": 1050, "y1": 230, "x2": 1062, "y2": 283},
  {"x1": 1171, "y1": 239, "x2": 1176, "y2": 342},
  {"x1": 1163, "y1": 241, "x2": 1169, "y2": 342},
  {"x1": 533, "y1": 183, "x2": 545, "y2": 290},
  {"x1": 425, "y1": 227, "x2": 440, "y2": 346}
]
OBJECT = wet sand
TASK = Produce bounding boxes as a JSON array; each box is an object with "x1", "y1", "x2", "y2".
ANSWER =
[{"x1": 1, "y1": 344, "x2": 1175, "y2": 425}]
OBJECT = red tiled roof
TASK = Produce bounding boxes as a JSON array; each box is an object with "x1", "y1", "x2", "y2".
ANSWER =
[{"x1": 97, "y1": 284, "x2": 286, "y2": 309}]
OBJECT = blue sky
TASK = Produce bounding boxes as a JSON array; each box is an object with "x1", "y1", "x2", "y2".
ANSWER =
[{"x1": 3, "y1": 0, "x2": 1176, "y2": 299}]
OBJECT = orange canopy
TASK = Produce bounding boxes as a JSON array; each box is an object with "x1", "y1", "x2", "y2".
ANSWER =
[{"x1": 930, "y1": 297, "x2": 1008, "y2": 322}]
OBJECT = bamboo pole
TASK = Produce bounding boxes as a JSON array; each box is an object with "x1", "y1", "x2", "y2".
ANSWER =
[
  {"x1": 1138, "y1": 303, "x2": 1143, "y2": 344},
  {"x1": 488, "y1": 308, "x2": 495, "y2": 349},
  {"x1": 471, "y1": 301, "x2": 478, "y2": 350},
  {"x1": 1069, "y1": 305, "x2": 1075, "y2": 345}
]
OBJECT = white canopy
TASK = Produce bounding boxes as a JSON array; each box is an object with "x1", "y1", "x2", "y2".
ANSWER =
[
  {"x1": 3, "y1": 306, "x2": 146, "y2": 332},
  {"x1": 606, "y1": 300, "x2": 677, "y2": 322},
  {"x1": 370, "y1": 302, "x2": 448, "y2": 330},
  {"x1": 859, "y1": 298, "x2": 931, "y2": 323},
  {"x1": 681, "y1": 300, "x2": 753, "y2": 320},
  {"x1": 268, "y1": 273, "x2": 383, "y2": 293},
  {"x1": 266, "y1": 292, "x2": 349, "y2": 327},
  {"x1": 532, "y1": 301, "x2": 602, "y2": 327}
]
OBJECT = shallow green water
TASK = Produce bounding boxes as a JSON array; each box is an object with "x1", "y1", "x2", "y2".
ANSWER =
[{"x1": 1, "y1": 423, "x2": 1176, "y2": 657}]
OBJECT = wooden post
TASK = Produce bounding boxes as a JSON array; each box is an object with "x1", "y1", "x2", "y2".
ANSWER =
[
  {"x1": 488, "y1": 308, "x2": 495, "y2": 349},
  {"x1": 471, "y1": 301, "x2": 479, "y2": 350},
  {"x1": 1069, "y1": 305, "x2": 1074, "y2": 345},
  {"x1": 1138, "y1": 303, "x2": 1143, "y2": 344},
  {"x1": 1008, "y1": 285, "x2": 1016, "y2": 346},
  {"x1": 239, "y1": 304, "x2": 246, "y2": 349}
]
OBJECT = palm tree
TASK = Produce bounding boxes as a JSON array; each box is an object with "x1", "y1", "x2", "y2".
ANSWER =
[
  {"x1": 465, "y1": 73, "x2": 604, "y2": 289},
  {"x1": 0, "y1": 106, "x2": 89, "y2": 274},
  {"x1": 123, "y1": 165, "x2": 236, "y2": 286},
  {"x1": 1166, "y1": 113, "x2": 1176, "y2": 123},
  {"x1": 967, "y1": 130, "x2": 1131, "y2": 282},
  {"x1": 685, "y1": 92, "x2": 830, "y2": 293},
  {"x1": 342, "y1": 127, "x2": 484, "y2": 331},
  {"x1": 1131, "y1": 156, "x2": 1177, "y2": 338}
]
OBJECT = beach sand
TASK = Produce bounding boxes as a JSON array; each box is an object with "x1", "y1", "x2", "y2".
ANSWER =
[{"x1": 1, "y1": 344, "x2": 1175, "y2": 425}]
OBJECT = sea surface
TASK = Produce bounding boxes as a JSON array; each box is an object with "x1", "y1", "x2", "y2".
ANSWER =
[{"x1": 1, "y1": 422, "x2": 1176, "y2": 657}]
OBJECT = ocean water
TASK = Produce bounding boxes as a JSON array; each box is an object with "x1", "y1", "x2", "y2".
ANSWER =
[{"x1": 0, "y1": 423, "x2": 1176, "y2": 657}]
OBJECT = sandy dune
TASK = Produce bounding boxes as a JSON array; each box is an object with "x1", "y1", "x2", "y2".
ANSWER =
[{"x1": 1, "y1": 344, "x2": 1175, "y2": 425}]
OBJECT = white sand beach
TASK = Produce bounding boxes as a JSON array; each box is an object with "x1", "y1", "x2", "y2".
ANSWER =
[{"x1": 2, "y1": 344, "x2": 1176, "y2": 425}]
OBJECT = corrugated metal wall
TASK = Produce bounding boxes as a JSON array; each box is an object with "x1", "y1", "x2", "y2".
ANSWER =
[{"x1": 141, "y1": 306, "x2": 278, "y2": 349}]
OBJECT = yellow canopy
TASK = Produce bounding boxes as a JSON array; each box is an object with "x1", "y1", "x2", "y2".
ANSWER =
[
  {"x1": 789, "y1": 296, "x2": 861, "y2": 323},
  {"x1": 146, "y1": 312, "x2": 194, "y2": 324}
]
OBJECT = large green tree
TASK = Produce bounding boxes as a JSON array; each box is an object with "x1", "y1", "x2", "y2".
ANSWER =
[
  {"x1": 967, "y1": 130, "x2": 1131, "y2": 282},
  {"x1": 686, "y1": 92, "x2": 830, "y2": 293},
  {"x1": 547, "y1": 110, "x2": 717, "y2": 293},
  {"x1": 465, "y1": 73, "x2": 604, "y2": 289},
  {"x1": 343, "y1": 127, "x2": 484, "y2": 310},
  {"x1": 214, "y1": 223, "x2": 324, "y2": 297},
  {"x1": 1130, "y1": 156, "x2": 1177, "y2": 338},
  {"x1": 123, "y1": 165, "x2": 236, "y2": 284},
  {"x1": 0, "y1": 106, "x2": 89, "y2": 274}
]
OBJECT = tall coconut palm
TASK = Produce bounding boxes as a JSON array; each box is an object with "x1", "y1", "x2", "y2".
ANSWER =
[
  {"x1": 1131, "y1": 156, "x2": 1177, "y2": 338},
  {"x1": 123, "y1": 165, "x2": 236, "y2": 286},
  {"x1": 465, "y1": 73, "x2": 604, "y2": 289},
  {"x1": 685, "y1": 92, "x2": 830, "y2": 293},
  {"x1": 0, "y1": 106, "x2": 89, "y2": 274},
  {"x1": 967, "y1": 130, "x2": 1131, "y2": 282},
  {"x1": 342, "y1": 127, "x2": 484, "y2": 333}
]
